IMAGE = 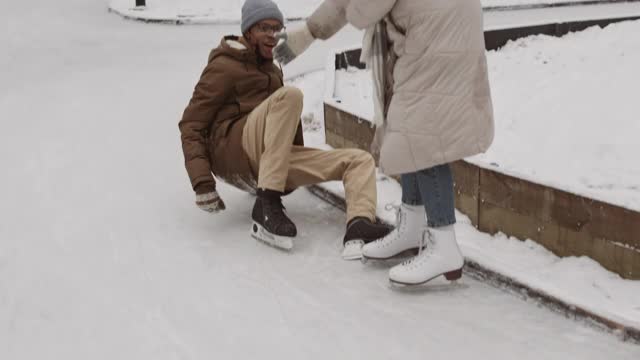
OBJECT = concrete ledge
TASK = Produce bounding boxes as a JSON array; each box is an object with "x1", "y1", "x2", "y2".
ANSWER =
[
  {"x1": 458, "y1": 162, "x2": 640, "y2": 279},
  {"x1": 107, "y1": 6, "x2": 189, "y2": 25},
  {"x1": 485, "y1": 0, "x2": 640, "y2": 11},
  {"x1": 484, "y1": 14, "x2": 640, "y2": 49}
]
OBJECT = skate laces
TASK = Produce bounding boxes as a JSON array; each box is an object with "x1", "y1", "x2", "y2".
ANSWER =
[
  {"x1": 401, "y1": 228, "x2": 433, "y2": 266},
  {"x1": 385, "y1": 204, "x2": 401, "y2": 223},
  {"x1": 375, "y1": 204, "x2": 402, "y2": 244},
  {"x1": 384, "y1": 203, "x2": 404, "y2": 230},
  {"x1": 264, "y1": 197, "x2": 288, "y2": 218}
]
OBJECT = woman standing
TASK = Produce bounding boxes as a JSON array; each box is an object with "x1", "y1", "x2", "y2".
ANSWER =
[{"x1": 274, "y1": 0, "x2": 494, "y2": 285}]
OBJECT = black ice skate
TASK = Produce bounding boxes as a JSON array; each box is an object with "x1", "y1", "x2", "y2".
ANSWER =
[
  {"x1": 251, "y1": 189, "x2": 297, "y2": 251},
  {"x1": 342, "y1": 217, "x2": 394, "y2": 260}
]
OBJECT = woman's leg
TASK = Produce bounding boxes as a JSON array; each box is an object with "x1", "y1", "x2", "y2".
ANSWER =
[
  {"x1": 361, "y1": 172, "x2": 427, "y2": 260},
  {"x1": 415, "y1": 164, "x2": 456, "y2": 227},
  {"x1": 400, "y1": 172, "x2": 422, "y2": 206},
  {"x1": 388, "y1": 163, "x2": 463, "y2": 286}
]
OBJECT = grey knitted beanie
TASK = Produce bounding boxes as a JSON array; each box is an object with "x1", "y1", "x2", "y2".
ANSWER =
[{"x1": 241, "y1": 0, "x2": 284, "y2": 34}]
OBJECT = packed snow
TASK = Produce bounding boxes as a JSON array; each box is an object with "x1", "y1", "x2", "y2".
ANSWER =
[
  {"x1": 483, "y1": 1, "x2": 640, "y2": 30},
  {"x1": 108, "y1": 0, "x2": 323, "y2": 22},
  {"x1": 1, "y1": 0, "x2": 640, "y2": 359},
  {"x1": 485, "y1": 0, "x2": 632, "y2": 7},
  {"x1": 478, "y1": 20, "x2": 640, "y2": 211},
  {"x1": 333, "y1": 66, "x2": 375, "y2": 121},
  {"x1": 330, "y1": 67, "x2": 376, "y2": 122}
]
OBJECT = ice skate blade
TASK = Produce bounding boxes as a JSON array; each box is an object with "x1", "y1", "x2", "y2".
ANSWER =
[
  {"x1": 342, "y1": 240, "x2": 364, "y2": 260},
  {"x1": 389, "y1": 268, "x2": 464, "y2": 287},
  {"x1": 251, "y1": 222, "x2": 294, "y2": 251},
  {"x1": 361, "y1": 247, "x2": 422, "y2": 263}
]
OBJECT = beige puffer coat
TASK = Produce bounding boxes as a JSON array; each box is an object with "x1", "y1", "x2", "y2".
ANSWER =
[{"x1": 308, "y1": 0, "x2": 494, "y2": 175}]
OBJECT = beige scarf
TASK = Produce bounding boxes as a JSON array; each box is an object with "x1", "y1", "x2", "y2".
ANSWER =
[{"x1": 360, "y1": 20, "x2": 388, "y2": 128}]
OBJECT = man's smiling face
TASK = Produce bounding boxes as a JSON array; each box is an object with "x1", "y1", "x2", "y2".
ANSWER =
[{"x1": 245, "y1": 19, "x2": 284, "y2": 60}]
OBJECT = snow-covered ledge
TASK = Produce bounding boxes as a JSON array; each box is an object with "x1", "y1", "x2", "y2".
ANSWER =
[{"x1": 107, "y1": 0, "x2": 311, "y2": 25}]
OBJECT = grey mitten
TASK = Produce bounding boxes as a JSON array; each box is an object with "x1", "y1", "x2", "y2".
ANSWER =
[
  {"x1": 273, "y1": 23, "x2": 315, "y2": 65},
  {"x1": 195, "y1": 190, "x2": 226, "y2": 213}
]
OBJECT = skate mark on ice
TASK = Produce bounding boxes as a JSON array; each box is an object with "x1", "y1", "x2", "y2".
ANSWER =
[{"x1": 388, "y1": 279, "x2": 470, "y2": 294}]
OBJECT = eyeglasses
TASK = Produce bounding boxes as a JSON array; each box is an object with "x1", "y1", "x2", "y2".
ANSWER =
[{"x1": 254, "y1": 23, "x2": 285, "y2": 34}]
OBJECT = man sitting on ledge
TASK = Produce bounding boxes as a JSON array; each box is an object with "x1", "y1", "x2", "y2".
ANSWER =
[{"x1": 178, "y1": 0, "x2": 391, "y2": 256}]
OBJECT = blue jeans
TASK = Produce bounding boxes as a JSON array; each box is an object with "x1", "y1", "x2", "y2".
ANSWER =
[{"x1": 401, "y1": 164, "x2": 456, "y2": 228}]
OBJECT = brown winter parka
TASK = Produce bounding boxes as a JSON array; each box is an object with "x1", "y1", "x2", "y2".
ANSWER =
[{"x1": 179, "y1": 36, "x2": 304, "y2": 194}]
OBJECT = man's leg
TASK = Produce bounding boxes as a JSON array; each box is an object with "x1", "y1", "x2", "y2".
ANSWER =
[
  {"x1": 241, "y1": 87, "x2": 376, "y2": 222},
  {"x1": 285, "y1": 146, "x2": 393, "y2": 259},
  {"x1": 360, "y1": 172, "x2": 428, "y2": 261},
  {"x1": 241, "y1": 88, "x2": 387, "y2": 253},
  {"x1": 284, "y1": 146, "x2": 377, "y2": 224},
  {"x1": 242, "y1": 86, "x2": 303, "y2": 192},
  {"x1": 241, "y1": 86, "x2": 304, "y2": 248},
  {"x1": 388, "y1": 164, "x2": 464, "y2": 285}
]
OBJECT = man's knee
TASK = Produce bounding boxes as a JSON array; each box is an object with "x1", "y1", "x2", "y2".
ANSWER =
[
  {"x1": 346, "y1": 149, "x2": 375, "y2": 167},
  {"x1": 274, "y1": 86, "x2": 304, "y2": 106}
]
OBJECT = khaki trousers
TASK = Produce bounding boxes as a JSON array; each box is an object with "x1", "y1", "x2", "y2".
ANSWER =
[{"x1": 242, "y1": 86, "x2": 377, "y2": 223}]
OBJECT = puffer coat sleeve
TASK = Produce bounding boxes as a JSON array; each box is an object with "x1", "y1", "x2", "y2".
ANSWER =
[
  {"x1": 346, "y1": 0, "x2": 397, "y2": 29},
  {"x1": 306, "y1": 0, "x2": 349, "y2": 40},
  {"x1": 179, "y1": 55, "x2": 233, "y2": 193}
]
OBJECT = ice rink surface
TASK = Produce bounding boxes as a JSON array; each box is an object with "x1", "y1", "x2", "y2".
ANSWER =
[{"x1": 1, "y1": 1, "x2": 638, "y2": 358}]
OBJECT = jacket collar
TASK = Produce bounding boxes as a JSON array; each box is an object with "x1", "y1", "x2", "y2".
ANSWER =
[{"x1": 211, "y1": 35, "x2": 275, "y2": 66}]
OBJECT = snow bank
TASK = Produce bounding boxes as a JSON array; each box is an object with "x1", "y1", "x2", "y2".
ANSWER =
[
  {"x1": 108, "y1": 0, "x2": 635, "y2": 23},
  {"x1": 472, "y1": 20, "x2": 640, "y2": 212},
  {"x1": 318, "y1": 20, "x2": 640, "y2": 212},
  {"x1": 287, "y1": 71, "x2": 328, "y2": 146},
  {"x1": 333, "y1": 67, "x2": 375, "y2": 121},
  {"x1": 485, "y1": 0, "x2": 630, "y2": 7},
  {"x1": 108, "y1": 0, "x2": 323, "y2": 23}
]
